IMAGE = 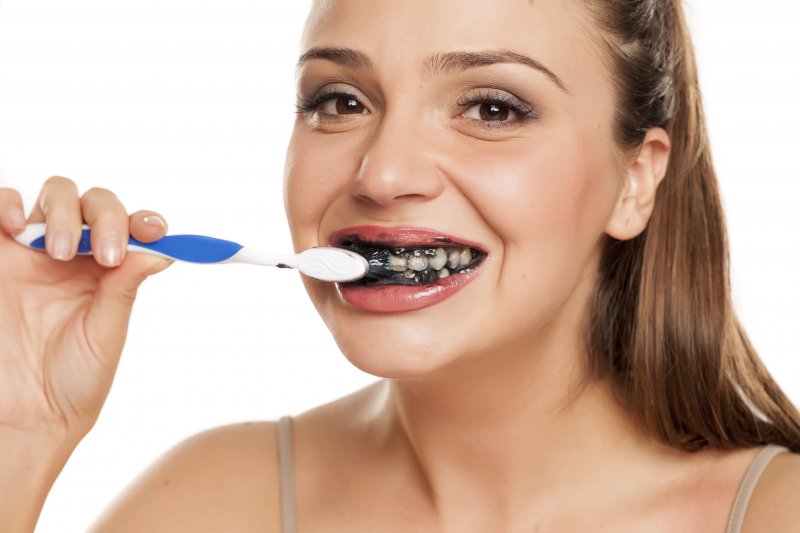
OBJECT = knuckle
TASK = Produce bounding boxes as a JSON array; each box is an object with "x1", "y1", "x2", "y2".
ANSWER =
[
  {"x1": 45, "y1": 175, "x2": 77, "y2": 191},
  {"x1": 81, "y1": 187, "x2": 123, "y2": 214},
  {"x1": 84, "y1": 186, "x2": 113, "y2": 198},
  {"x1": 42, "y1": 204, "x2": 71, "y2": 220},
  {"x1": 0, "y1": 187, "x2": 21, "y2": 203},
  {"x1": 81, "y1": 189, "x2": 126, "y2": 221}
]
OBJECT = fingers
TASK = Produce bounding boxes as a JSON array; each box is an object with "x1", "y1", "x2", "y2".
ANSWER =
[
  {"x1": 24, "y1": 177, "x2": 171, "y2": 270},
  {"x1": 87, "y1": 213, "x2": 172, "y2": 354},
  {"x1": 0, "y1": 187, "x2": 27, "y2": 235},
  {"x1": 81, "y1": 208, "x2": 172, "y2": 355},
  {"x1": 80, "y1": 187, "x2": 129, "y2": 267},
  {"x1": 28, "y1": 176, "x2": 82, "y2": 261},
  {"x1": 129, "y1": 210, "x2": 169, "y2": 243}
]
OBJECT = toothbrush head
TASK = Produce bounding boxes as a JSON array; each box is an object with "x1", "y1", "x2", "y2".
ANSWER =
[
  {"x1": 295, "y1": 247, "x2": 370, "y2": 282},
  {"x1": 341, "y1": 245, "x2": 401, "y2": 281}
]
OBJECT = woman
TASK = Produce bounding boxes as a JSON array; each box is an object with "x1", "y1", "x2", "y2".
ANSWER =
[{"x1": 2, "y1": 0, "x2": 799, "y2": 531}]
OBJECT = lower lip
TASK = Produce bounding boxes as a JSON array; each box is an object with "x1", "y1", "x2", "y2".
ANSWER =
[{"x1": 337, "y1": 266, "x2": 482, "y2": 313}]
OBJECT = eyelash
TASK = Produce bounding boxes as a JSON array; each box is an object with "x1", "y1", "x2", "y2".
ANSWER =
[
  {"x1": 295, "y1": 90, "x2": 358, "y2": 115},
  {"x1": 456, "y1": 88, "x2": 538, "y2": 128},
  {"x1": 296, "y1": 87, "x2": 539, "y2": 128}
]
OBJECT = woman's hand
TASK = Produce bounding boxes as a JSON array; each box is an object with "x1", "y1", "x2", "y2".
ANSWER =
[{"x1": 0, "y1": 177, "x2": 172, "y2": 446}]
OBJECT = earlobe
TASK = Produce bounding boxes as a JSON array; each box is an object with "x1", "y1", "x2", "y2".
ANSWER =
[{"x1": 605, "y1": 127, "x2": 671, "y2": 241}]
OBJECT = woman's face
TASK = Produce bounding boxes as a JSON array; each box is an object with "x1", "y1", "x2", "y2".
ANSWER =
[{"x1": 284, "y1": 0, "x2": 625, "y2": 378}]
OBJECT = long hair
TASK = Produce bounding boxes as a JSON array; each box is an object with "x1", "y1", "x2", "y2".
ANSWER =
[{"x1": 585, "y1": 0, "x2": 800, "y2": 452}]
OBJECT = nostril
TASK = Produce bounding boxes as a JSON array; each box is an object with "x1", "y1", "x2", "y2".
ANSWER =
[
  {"x1": 394, "y1": 193, "x2": 429, "y2": 201},
  {"x1": 355, "y1": 192, "x2": 429, "y2": 205},
  {"x1": 351, "y1": 150, "x2": 446, "y2": 206}
]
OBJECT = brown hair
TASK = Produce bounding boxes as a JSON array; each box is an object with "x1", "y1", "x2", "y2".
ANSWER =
[{"x1": 585, "y1": 0, "x2": 800, "y2": 452}]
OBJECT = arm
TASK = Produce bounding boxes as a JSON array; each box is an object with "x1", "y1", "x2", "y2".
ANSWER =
[
  {"x1": 89, "y1": 422, "x2": 281, "y2": 533},
  {"x1": 742, "y1": 451, "x2": 800, "y2": 532},
  {"x1": 1, "y1": 433, "x2": 72, "y2": 533}
]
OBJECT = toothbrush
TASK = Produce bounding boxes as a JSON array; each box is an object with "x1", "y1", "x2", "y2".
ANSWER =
[{"x1": 14, "y1": 223, "x2": 369, "y2": 283}]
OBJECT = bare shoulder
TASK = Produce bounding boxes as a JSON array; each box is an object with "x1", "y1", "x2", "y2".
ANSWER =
[
  {"x1": 89, "y1": 421, "x2": 281, "y2": 533},
  {"x1": 742, "y1": 450, "x2": 800, "y2": 532}
]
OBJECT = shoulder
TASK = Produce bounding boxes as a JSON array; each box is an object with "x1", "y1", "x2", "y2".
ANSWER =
[
  {"x1": 742, "y1": 449, "x2": 800, "y2": 533},
  {"x1": 89, "y1": 421, "x2": 281, "y2": 533}
]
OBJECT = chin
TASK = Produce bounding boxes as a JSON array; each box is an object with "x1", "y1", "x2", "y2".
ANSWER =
[
  {"x1": 303, "y1": 278, "x2": 490, "y2": 379},
  {"x1": 325, "y1": 304, "x2": 473, "y2": 379}
]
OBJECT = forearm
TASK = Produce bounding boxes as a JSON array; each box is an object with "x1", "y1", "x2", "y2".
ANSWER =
[{"x1": 1, "y1": 431, "x2": 73, "y2": 533}]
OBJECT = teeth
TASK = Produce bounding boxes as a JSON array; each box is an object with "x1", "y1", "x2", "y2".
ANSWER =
[
  {"x1": 429, "y1": 248, "x2": 447, "y2": 270},
  {"x1": 447, "y1": 249, "x2": 460, "y2": 269},
  {"x1": 459, "y1": 248, "x2": 472, "y2": 267},
  {"x1": 387, "y1": 254, "x2": 408, "y2": 272},
  {"x1": 408, "y1": 250, "x2": 428, "y2": 271},
  {"x1": 349, "y1": 242, "x2": 480, "y2": 285}
]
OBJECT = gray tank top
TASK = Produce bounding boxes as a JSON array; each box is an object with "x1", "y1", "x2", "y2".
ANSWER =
[{"x1": 276, "y1": 416, "x2": 788, "y2": 533}]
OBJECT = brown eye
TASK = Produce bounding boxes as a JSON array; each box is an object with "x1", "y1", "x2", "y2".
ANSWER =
[
  {"x1": 463, "y1": 100, "x2": 517, "y2": 123},
  {"x1": 317, "y1": 95, "x2": 368, "y2": 115},
  {"x1": 479, "y1": 103, "x2": 509, "y2": 121},
  {"x1": 336, "y1": 96, "x2": 365, "y2": 114}
]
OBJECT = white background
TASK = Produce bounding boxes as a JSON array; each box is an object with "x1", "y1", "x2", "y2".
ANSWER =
[{"x1": 0, "y1": 1, "x2": 797, "y2": 531}]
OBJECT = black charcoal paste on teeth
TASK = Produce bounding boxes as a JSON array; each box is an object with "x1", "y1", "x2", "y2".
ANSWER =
[{"x1": 340, "y1": 240, "x2": 482, "y2": 286}]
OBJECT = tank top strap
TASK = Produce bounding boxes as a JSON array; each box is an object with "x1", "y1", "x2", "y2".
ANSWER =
[
  {"x1": 277, "y1": 416, "x2": 297, "y2": 533},
  {"x1": 726, "y1": 444, "x2": 789, "y2": 533}
]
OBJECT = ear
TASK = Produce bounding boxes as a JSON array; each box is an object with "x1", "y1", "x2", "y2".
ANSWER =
[{"x1": 605, "y1": 127, "x2": 671, "y2": 241}]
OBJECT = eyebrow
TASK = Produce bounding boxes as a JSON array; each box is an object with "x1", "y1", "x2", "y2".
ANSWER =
[
  {"x1": 297, "y1": 47, "x2": 374, "y2": 72},
  {"x1": 424, "y1": 50, "x2": 569, "y2": 93},
  {"x1": 297, "y1": 46, "x2": 569, "y2": 94}
]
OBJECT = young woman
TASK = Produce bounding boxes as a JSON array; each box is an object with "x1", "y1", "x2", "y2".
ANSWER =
[{"x1": 2, "y1": 1, "x2": 799, "y2": 531}]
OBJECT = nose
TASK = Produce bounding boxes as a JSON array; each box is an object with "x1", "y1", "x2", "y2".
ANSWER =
[{"x1": 351, "y1": 110, "x2": 445, "y2": 208}]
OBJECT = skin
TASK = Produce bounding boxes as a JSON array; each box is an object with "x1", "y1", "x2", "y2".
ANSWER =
[{"x1": 0, "y1": 1, "x2": 798, "y2": 532}]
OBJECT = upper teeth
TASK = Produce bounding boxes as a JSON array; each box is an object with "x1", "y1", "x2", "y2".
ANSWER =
[
  {"x1": 344, "y1": 240, "x2": 481, "y2": 285},
  {"x1": 387, "y1": 254, "x2": 408, "y2": 271},
  {"x1": 429, "y1": 247, "x2": 448, "y2": 270},
  {"x1": 408, "y1": 250, "x2": 429, "y2": 271},
  {"x1": 384, "y1": 246, "x2": 477, "y2": 282},
  {"x1": 447, "y1": 249, "x2": 460, "y2": 269}
]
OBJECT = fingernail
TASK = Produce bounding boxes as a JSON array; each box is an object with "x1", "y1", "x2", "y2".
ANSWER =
[
  {"x1": 101, "y1": 233, "x2": 123, "y2": 266},
  {"x1": 8, "y1": 207, "x2": 26, "y2": 230},
  {"x1": 51, "y1": 229, "x2": 73, "y2": 261},
  {"x1": 142, "y1": 215, "x2": 167, "y2": 230}
]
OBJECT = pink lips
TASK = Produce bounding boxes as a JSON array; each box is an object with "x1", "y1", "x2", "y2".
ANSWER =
[{"x1": 329, "y1": 225, "x2": 486, "y2": 313}]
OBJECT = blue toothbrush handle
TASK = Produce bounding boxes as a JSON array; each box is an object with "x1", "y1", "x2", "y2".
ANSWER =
[{"x1": 17, "y1": 224, "x2": 244, "y2": 264}]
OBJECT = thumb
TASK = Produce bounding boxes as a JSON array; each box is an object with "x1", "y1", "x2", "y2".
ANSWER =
[{"x1": 84, "y1": 253, "x2": 173, "y2": 363}]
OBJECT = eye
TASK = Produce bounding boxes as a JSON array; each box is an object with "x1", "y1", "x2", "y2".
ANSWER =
[
  {"x1": 296, "y1": 87, "x2": 370, "y2": 118},
  {"x1": 463, "y1": 101, "x2": 513, "y2": 122},
  {"x1": 317, "y1": 94, "x2": 368, "y2": 115},
  {"x1": 457, "y1": 89, "x2": 537, "y2": 128}
]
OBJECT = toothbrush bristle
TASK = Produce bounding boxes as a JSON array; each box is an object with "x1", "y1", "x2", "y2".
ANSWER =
[{"x1": 343, "y1": 244, "x2": 397, "y2": 280}]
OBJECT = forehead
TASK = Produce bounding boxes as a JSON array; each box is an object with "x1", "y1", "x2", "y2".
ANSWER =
[{"x1": 302, "y1": 0, "x2": 604, "y2": 91}]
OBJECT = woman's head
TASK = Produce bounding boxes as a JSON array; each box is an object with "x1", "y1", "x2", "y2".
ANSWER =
[
  {"x1": 285, "y1": 0, "x2": 668, "y2": 375},
  {"x1": 284, "y1": 0, "x2": 800, "y2": 450}
]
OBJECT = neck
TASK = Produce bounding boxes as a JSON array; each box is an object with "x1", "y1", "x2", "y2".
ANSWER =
[{"x1": 379, "y1": 299, "x2": 677, "y2": 528}]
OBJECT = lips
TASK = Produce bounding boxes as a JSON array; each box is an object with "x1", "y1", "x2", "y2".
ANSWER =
[
  {"x1": 330, "y1": 225, "x2": 486, "y2": 249},
  {"x1": 328, "y1": 225, "x2": 487, "y2": 313}
]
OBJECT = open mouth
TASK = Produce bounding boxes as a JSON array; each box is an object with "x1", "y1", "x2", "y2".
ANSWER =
[{"x1": 335, "y1": 237, "x2": 486, "y2": 287}]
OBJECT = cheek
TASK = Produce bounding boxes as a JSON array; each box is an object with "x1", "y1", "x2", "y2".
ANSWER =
[
  {"x1": 445, "y1": 127, "x2": 619, "y2": 309},
  {"x1": 284, "y1": 129, "x2": 363, "y2": 248},
  {"x1": 448, "y1": 129, "x2": 616, "y2": 248}
]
